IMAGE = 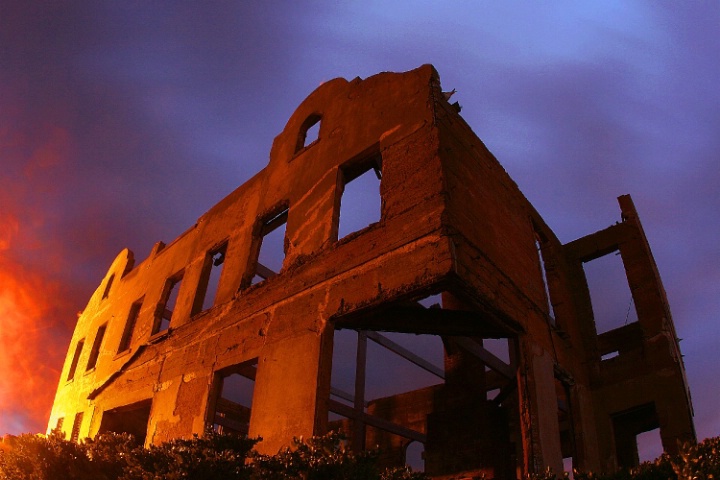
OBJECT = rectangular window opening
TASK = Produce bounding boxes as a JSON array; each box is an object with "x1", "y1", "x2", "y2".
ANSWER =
[
  {"x1": 67, "y1": 339, "x2": 85, "y2": 381},
  {"x1": 71, "y1": 412, "x2": 84, "y2": 442},
  {"x1": 338, "y1": 155, "x2": 382, "y2": 240},
  {"x1": 612, "y1": 403, "x2": 659, "y2": 468},
  {"x1": 250, "y1": 208, "x2": 288, "y2": 286},
  {"x1": 637, "y1": 428, "x2": 663, "y2": 463},
  {"x1": 483, "y1": 338, "x2": 511, "y2": 365},
  {"x1": 98, "y1": 400, "x2": 152, "y2": 446},
  {"x1": 601, "y1": 350, "x2": 620, "y2": 361},
  {"x1": 54, "y1": 417, "x2": 65, "y2": 438},
  {"x1": 154, "y1": 272, "x2": 183, "y2": 335},
  {"x1": 583, "y1": 252, "x2": 637, "y2": 335},
  {"x1": 329, "y1": 326, "x2": 443, "y2": 454},
  {"x1": 194, "y1": 242, "x2": 228, "y2": 314},
  {"x1": 85, "y1": 324, "x2": 107, "y2": 371},
  {"x1": 211, "y1": 360, "x2": 257, "y2": 435},
  {"x1": 118, "y1": 299, "x2": 143, "y2": 353},
  {"x1": 563, "y1": 457, "x2": 574, "y2": 480},
  {"x1": 101, "y1": 274, "x2": 115, "y2": 300},
  {"x1": 534, "y1": 233, "x2": 556, "y2": 324}
]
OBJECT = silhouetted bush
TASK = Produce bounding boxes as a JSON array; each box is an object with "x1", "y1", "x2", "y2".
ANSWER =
[
  {"x1": 0, "y1": 430, "x2": 427, "y2": 480},
  {"x1": 526, "y1": 436, "x2": 720, "y2": 480},
  {"x1": 2, "y1": 430, "x2": 719, "y2": 480}
]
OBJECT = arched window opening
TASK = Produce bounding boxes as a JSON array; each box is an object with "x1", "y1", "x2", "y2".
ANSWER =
[
  {"x1": 295, "y1": 114, "x2": 322, "y2": 153},
  {"x1": 405, "y1": 441, "x2": 425, "y2": 472}
]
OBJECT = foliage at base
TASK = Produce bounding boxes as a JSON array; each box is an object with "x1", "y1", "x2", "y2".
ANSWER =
[
  {"x1": 2, "y1": 430, "x2": 719, "y2": 479},
  {"x1": 0, "y1": 430, "x2": 427, "y2": 480},
  {"x1": 526, "y1": 436, "x2": 720, "y2": 480}
]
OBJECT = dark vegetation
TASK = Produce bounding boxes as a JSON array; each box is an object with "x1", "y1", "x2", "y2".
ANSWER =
[
  {"x1": 0, "y1": 430, "x2": 424, "y2": 480},
  {"x1": 1, "y1": 430, "x2": 718, "y2": 480}
]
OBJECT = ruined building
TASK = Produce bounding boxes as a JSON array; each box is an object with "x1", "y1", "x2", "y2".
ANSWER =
[{"x1": 49, "y1": 66, "x2": 695, "y2": 478}]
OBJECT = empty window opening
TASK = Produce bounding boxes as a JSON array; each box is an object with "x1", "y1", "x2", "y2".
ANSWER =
[
  {"x1": 331, "y1": 302, "x2": 519, "y2": 473},
  {"x1": 535, "y1": 234, "x2": 556, "y2": 323},
  {"x1": 85, "y1": 324, "x2": 107, "y2": 371},
  {"x1": 417, "y1": 293, "x2": 443, "y2": 309},
  {"x1": 102, "y1": 274, "x2": 115, "y2": 299},
  {"x1": 194, "y1": 242, "x2": 228, "y2": 314},
  {"x1": 118, "y1": 299, "x2": 143, "y2": 353},
  {"x1": 67, "y1": 339, "x2": 84, "y2": 381},
  {"x1": 98, "y1": 400, "x2": 152, "y2": 446},
  {"x1": 70, "y1": 412, "x2": 84, "y2": 442},
  {"x1": 584, "y1": 252, "x2": 637, "y2": 335},
  {"x1": 330, "y1": 328, "x2": 359, "y2": 406},
  {"x1": 364, "y1": 331, "x2": 444, "y2": 400},
  {"x1": 637, "y1": 428, "x2": 663, "y2": 463},
  {"x1": 211, "y1": 360, "x2": 257, "y2": 435},
  {"x1": 405, "y1": 441, "x2": 425, "y2": 471},
  {"x1": 330, "y1": 326, "x2": 442, "y2": 455},
  {"x1": 483, "y1": 338, "x2": 511, "y2": 365},
  {"x1": 601, "y1": 350, "x2": 620, "y2": 361},
  {"x1": 251, "y1": 208, "x2": 288, "y2": 285},
  {"x1": 338, "y1": 156, "x2": 382, "y2": 240},
  {"x1": 154, "y1": 272, "x2": 183, "y2": 335},
  {"x1": 563, "y1": 457, "x2": 574, "y2": 480},
  {"x1": 486, "y1": 387, "x2": 501, "y2": 401},
  {"x1": 295, "y1": 114, "x2": 321, "y2": 152},
  {"x1": 54, "y1": 417, "x2": 65, "y2": 438},
  {"x1": 612, "y1": 403, "x2": 659, "y2": 468}
]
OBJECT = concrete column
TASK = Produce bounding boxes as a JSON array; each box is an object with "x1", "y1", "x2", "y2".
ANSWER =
[
  {"x1": 249, "y1": 328, "x2": 333, "y2": 454},
  {"x1": 525, "y1": 344, "x2": 564, "y2": 475}
]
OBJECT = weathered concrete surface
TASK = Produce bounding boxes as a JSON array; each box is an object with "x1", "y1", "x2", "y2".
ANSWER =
[{"x1": 49, "y1": 65, "x2": 694, "y2": 478}]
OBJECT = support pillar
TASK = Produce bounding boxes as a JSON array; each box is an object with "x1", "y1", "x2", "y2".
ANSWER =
[{"x1": 249, "y1": 328, "x2": 333, "y2": 454}]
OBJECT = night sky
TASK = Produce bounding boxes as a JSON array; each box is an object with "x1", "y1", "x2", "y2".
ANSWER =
[{"x1": 1, "y1": 1, "x2": 718, "y2": 450}]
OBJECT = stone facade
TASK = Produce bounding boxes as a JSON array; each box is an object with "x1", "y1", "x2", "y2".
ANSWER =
[{"x1": 48, "y1": 65, "x2": 695, "y2": 478}]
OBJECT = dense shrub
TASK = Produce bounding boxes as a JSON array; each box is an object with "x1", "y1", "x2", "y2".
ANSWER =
[
  {"x1": 2, "y1": 430, "x2": 719, "y2": 480},
  {"x1": 526, "y1": 436, "x2": 720, "y2": 480},
  {"x1": 0, "y1": 430, "x2": 427, "y2": 480},
  {"x1": 0, "y1": 431, "x2": 95, "y2": 480},
  {"x1": 252, "y1": 432, "x2": 426, "y2": 480}
]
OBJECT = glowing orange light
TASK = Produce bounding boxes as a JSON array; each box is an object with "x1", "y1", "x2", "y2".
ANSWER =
[{"x1": 0, "y1": 229, "x2": 73, "y2": 435}]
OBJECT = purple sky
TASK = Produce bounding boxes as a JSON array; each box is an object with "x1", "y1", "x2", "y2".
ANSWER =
[{"x1": 1, "y1": 1, "x2": 718, "y2": 448}]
